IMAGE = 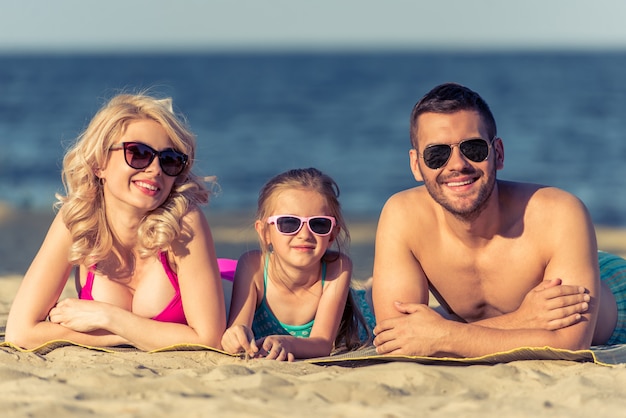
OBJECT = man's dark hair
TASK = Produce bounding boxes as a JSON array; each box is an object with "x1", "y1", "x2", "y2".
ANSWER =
[{"x1": 410, "y1": 83, "x2": 497, "y2": 148}]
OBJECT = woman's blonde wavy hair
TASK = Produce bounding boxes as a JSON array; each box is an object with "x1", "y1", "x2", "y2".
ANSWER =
[{"x1": 56, "y1": 93, "x2": 210, "y2": 266}]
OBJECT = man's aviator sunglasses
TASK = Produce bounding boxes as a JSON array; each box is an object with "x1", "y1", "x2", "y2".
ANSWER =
[
  {"x1": 267, "y1": 215, "x2": 336, "y2": 236},
  {"x1": 419, "y1": 137, "x2": 494, "y2": 170},
  {"x1": 110, "y1": 142, "x2": 188, "y2": 177}
]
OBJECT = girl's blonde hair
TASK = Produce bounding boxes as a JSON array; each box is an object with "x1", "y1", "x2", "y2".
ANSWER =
[
  {"x1": 57, "y1": 92, "x2": 210, "y2": 266},
  {"x1": 256, "y1": 167, "x2": 349, "y2": 258},
  {"x1": 256, "y1": 167, "x2": 370, "y2": 350}
]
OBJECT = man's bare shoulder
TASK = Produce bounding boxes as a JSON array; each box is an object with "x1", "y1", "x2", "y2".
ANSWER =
[
  {"x1": 499, "y1": 181, "x2": 592, "y2": 238},
  {"x1": 501, "y1": 180, "x2": 580, "y2": 201},
  {"x1": 500, "y1": 181, "x2": 588, "y2": 216},
  {"x1": 382, "y1": 185, "x2": 431, "y2": 214},
  {"x1": 377, "y1": 186, "x2": 438, "y2": 244}
]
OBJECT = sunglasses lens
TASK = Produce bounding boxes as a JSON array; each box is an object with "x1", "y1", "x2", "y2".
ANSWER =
[
  {"x1": 423, "y1": 139, "x2": 490, "y2": 169},
  {"x1": 276, "y1": 217, "x2": 302, "y2": 234},
  {"x1": 123, "y1": 143, "x2": 187, "y2": 176},
  {"x1": 423, "y1": 145, "x2": 452, "y2": 169},
  {"x1": 159, "y1": 150, "x2": 187, "y2": 176},
  {"x1": 308, "y1": 217, "x2": 333, "y2": 235},
  {"x1": 460, "y1": 139, "x2": 489, "y2": 162},
  {"x1": 125, "y1": 143, "x2": 154, "y2": 169}
]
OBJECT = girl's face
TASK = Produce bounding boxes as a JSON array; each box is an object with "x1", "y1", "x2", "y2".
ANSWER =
[
  {"x1": 257, "y1": 188, "x2": 336, "y2": 268},
  {"x1": 98, "y1": 118, "x2": 178, "y2": 215}
]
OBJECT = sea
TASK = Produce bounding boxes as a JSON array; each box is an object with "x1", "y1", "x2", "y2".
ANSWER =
[{"x1": 1, "y1": 51, "x2": 625, "y2": 226}]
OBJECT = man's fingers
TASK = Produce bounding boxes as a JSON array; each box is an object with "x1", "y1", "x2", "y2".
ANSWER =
[
  {"x1": 542, "y1": 284, "x2": 588, "y2": 299},
  {"x1": 373, "y1": 318, "x2": 395, "y2": 336},
  {"x1": 374, "y1": 337, "x2": 403, "y2": 354},
  {"x1": 547, "y1": 302, "x2": 589, "y2": 320},
  {"x1": 372, "y1": 326, "x2": 396, "y2": 348},
  {"x1": 535, "y1": 278, "x2": 562, "y2": 291},
  {"x1": 547, "y1": 294, "x2": 590, "y2": 310},
  {"x1": 547, "y1": 313, "x2": 583, "y2": 331}
]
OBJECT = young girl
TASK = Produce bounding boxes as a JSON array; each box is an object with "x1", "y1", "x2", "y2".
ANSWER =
[
  {"x1": 221, "y1": 168, "x2": 373, "y2": 361},
  {"x1": 5, "y1": 93, "x2": 226, "y2": 351}
]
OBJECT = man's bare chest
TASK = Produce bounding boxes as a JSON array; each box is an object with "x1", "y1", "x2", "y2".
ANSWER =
[{"x1": 420, "y1": 250, "x2": 546, "y2": 322}]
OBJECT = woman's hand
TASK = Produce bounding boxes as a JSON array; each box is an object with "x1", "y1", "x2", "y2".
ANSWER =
[{"x1": 48, "y1": 298, "x2": 110, "y2": 332}]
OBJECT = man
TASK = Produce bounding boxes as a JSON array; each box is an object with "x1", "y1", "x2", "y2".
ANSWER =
[{"x1": 372, "y1": 82, "x2": 620, "y2": 357}]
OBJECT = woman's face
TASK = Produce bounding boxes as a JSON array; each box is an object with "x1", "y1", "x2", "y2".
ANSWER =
[{"x1": 98, "y1": 118, "x2": 178, "y2": 215}]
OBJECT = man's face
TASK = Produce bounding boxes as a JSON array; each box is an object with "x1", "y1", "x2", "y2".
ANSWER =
[{"x1": 409, "y1": 110, "x2": 503, "y2": 220}]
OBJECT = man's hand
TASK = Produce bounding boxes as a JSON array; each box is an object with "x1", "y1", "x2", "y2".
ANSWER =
[
  {"x1": 373, "y1": 302, "x2": 452, "y2": 356},
  {"x1": 511, "y1": 279, "x2": 590, "y2": 330}
]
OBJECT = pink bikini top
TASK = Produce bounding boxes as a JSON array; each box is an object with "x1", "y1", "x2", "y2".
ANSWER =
[{"x1": 79, "y1": 252, "x2": 187, "y2": 324}]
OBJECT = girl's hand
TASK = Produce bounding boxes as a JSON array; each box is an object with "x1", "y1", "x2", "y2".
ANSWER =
[
  {"x1": 48, "y1": 298, "x2": 109, "y2": 332},
  {"x1": 221, "y1": 325, "x2": 258, "y2": 356},
  {"x1": 257, "y1": 335, "x2": 296, "y2": 362}
]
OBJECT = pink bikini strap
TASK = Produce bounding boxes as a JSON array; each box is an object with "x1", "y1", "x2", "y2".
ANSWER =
[{"x1": 159, "y1": 252, "x2": 179, "y2": 289}]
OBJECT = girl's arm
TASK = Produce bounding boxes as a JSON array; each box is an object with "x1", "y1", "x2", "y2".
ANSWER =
[
  {"x1": 5, "y1": 213, "x2": 125, "y2": 348},
  {"x1": 221, "y1": 251, "x2": 262, "y2": 355},
  {"x1": 260, "y1": 254, "x2": 353, "y2": 360}
]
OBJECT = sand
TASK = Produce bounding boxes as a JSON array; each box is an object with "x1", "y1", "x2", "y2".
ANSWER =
[{"x1": 1, "y1": 205, "x2": 626, "y2": 417}]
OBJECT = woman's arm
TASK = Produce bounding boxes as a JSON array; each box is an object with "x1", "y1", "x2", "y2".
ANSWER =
[
  {"x1": 48, "y1": 207, "x2": 227, "y2": 351},
  {"x1": 5, "y1": 212, "x2": 125, "y2": 348}
]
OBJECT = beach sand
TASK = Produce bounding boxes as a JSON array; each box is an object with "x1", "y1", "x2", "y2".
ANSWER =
[{"x1": 1, "y1": 205, "x2": 626, "y2": 417}]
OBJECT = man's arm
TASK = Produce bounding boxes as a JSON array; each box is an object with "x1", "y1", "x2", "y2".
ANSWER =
[
  {"x1": 473, "y1": 278, "x2": 590, "y2": 331},
  {"x1": 372, "y1": 192, "x2": 430, "y2": 323},
  {"x1": 461, "y1": 187, "x2": 599, "y2": 351},
  {"x1": 373, "y1": 188, "x2": 600, "y2": 357}
]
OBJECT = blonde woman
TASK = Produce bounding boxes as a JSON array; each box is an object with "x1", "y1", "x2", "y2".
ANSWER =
[{"x1": 6, "y1": 93, "x2": 226, "y2": 351}]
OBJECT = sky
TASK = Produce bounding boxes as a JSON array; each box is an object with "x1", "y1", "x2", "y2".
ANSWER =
[{"x1": 1, "y1": 0, "x2": 625, "y2": 52}]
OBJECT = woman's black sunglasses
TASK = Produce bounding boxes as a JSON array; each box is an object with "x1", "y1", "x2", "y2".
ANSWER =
[
  {"x1": 419, "y1": 138, "x2": 493, "y2": 170},
  {"x1": 110, "y1": 142, "x2": 188, "y2": 177}
]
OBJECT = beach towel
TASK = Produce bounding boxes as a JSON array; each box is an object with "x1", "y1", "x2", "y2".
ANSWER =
[{"x1": 0, "y1": 332, "x2": 624, "y2": 366}]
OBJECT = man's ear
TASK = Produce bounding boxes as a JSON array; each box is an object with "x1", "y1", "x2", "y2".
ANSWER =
[
  {"x1": 493, "y1": 137, "x2": 504, "y2": 170},
  {"x1": 409, "y1": 149, "x2": 424, "y2": 182}
]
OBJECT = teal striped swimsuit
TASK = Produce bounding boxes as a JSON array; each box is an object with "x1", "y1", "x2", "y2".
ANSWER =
[{"x1": 599, "y1": 251, "x2": 626, "y2": 345}]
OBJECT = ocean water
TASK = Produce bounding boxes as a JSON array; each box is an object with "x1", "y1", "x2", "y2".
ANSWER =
[{"x1": 1, "y1": 51, "x2": 625, "y2": 226}]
